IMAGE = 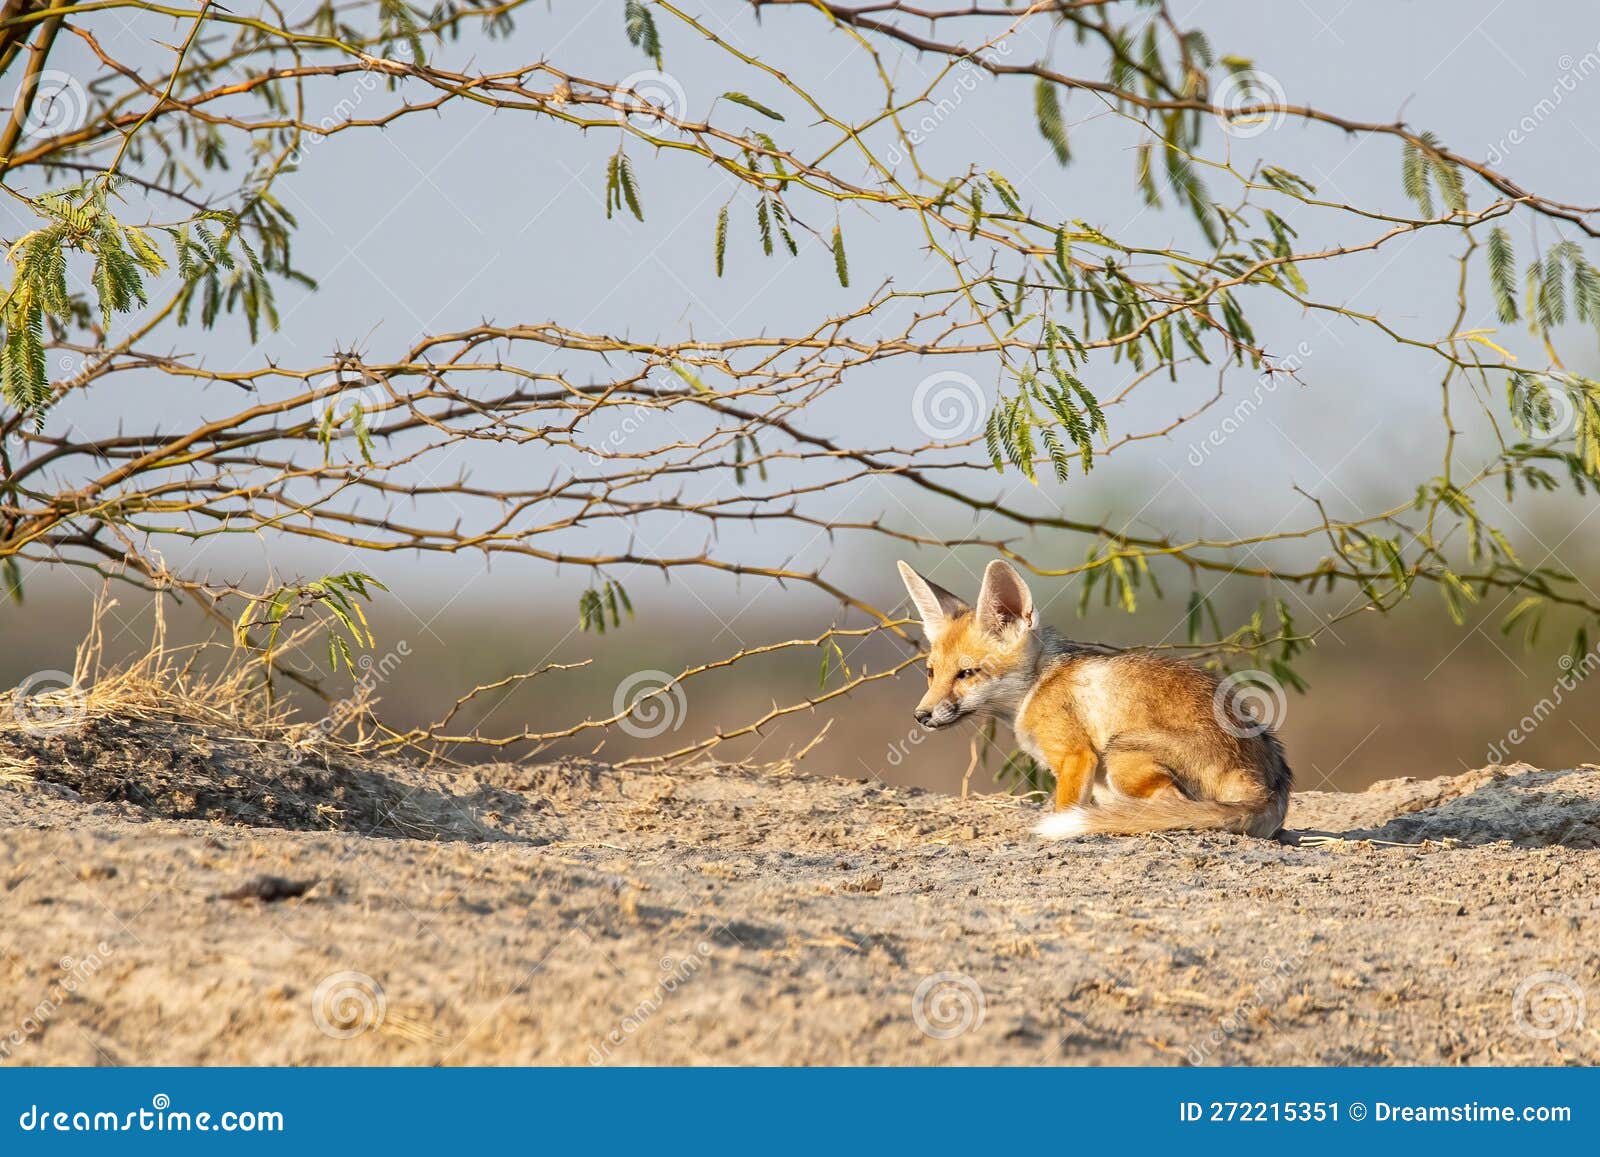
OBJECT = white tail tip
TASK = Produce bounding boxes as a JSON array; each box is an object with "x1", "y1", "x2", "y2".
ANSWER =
[{"x1": 1034, "y1": 808, "x2": 1092, "y2": 840}]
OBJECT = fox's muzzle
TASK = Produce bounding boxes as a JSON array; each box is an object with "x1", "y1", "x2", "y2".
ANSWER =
[{"x1": 913, "y1": 702, "x2": 959, "y2": 729}]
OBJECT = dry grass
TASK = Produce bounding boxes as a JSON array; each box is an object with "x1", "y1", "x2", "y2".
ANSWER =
[
  {"x1": 0, "y1": 592, "x2": 382, "y2": 777},
  {"x1": 0, "y1": 594, "x2": 479, "y2": 838}
]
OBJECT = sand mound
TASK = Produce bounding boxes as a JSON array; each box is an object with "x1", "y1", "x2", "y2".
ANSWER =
[{"x1": 1, "y1": 724, "x2": 1596, "y2": 1066}]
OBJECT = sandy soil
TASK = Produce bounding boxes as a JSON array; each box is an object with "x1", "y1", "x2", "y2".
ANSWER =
[{"x1": 1, "y1": 717, "x2": 1597, "y2": 1066}]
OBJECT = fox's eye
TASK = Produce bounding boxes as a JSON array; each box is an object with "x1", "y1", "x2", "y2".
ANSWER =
[
  {"x1": 926, "y1": 666, "x2": 934, "y2": 681},
  {"x1": 956, "y1": 668, "x2": 980, "y2": 681}
]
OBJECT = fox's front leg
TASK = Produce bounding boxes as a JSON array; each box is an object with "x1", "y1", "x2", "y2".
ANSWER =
[{"x1": 1050, "y1": 747, "x2": 1098, "y2": 811}]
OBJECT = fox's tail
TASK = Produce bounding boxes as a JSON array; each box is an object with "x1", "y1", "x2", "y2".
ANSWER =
[{"x1": 1034, "y1": 788, "x2": 1288, "y2": 840}]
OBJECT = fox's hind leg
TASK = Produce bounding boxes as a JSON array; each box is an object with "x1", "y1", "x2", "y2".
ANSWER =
[
  {"x1": 1100, "y1": 740, "x2": 1187, "y2": 804},
  {"x1": 1038, "y1": 733, "x2": 1287, "y2": 840},
  {"x1": 1039, "y1": 742, "x2": 1178, "y2": 840}
]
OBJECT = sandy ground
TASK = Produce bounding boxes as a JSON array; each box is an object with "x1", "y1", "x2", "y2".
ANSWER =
[{"x1": 1, "y1": 717, "x2": 1597, "y2": 1066}]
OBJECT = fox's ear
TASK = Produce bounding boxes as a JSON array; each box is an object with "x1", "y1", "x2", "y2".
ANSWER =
[
  {"x1": 976, "y1": 559, "x2": 1036, "y2": 636},
  {"x1": 896, "y1": 560, "x2": 969, "y2": 635}
]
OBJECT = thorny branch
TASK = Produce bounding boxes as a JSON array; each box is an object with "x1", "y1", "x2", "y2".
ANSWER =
[{"x1": 2, "y1": 0, "x2": 1598, "y2": 771}]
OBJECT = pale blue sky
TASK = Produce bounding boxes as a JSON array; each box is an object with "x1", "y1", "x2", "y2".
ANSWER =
[{"x1": 13, "y1": 1, "x2": 1600, "y2": 615}]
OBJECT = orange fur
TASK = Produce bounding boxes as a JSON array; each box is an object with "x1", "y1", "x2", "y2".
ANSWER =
[
  {"x1": 1051, "y1": 748, "x2": 1097, "y2": 810},
  {"x1": 898, "y1": 559, "x2": 1292, "y2": 839},
  {"x1": 1102, "y1": 749, "x2": 1181, "y2": 801}
]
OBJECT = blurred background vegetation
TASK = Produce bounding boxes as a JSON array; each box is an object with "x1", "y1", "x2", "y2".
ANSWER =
[{"x1": 4, "y1": 1, "x2": 1599, "y2": 792}]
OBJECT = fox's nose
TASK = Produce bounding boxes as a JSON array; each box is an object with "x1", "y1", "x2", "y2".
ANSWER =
[{"x1": 913, "y1": 708, "x2": 933, "y2": 726}]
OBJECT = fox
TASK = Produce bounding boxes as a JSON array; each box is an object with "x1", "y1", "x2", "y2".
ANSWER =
[{"x1": 897, "y1": 559, "x2": 1292, "y2": 839}]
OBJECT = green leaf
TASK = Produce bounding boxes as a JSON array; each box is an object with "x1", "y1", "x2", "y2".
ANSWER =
[
  {"x1": 1163, "y1": 139, "x2": 1218, "y2": 246},
  {"x1": 1401, "y1": 140, "x2": 1433, "y2": 216},
  {"x1": 1538, "y1": 248, "x2": 1567, "y2": 327},
  {"x1": 1486, "y1": 226, "x2": 1517, "y2": 323},
  {"x1": 1437, "y1": 569, "x2": 1478, "y2": 625},
  {"x1": 579, "y1": 580, "x2": 635, "y2": 634},
  {"x1": 722, "y1": 92, "x2": 783, "y2": 121},
  {"x1": 378, "y1": 0, "x2": 427, "y2": 66},
  {"x1": 771, "y1": 197, "x2": 798, "y2": 256},
  {"x1": 1034, "y1": 79, "x2": 1070, "y2": 166},
  {"x1": 670, "y1": 362, "x2": 711, "y2": 392},
  {"x1": 714, "y1": 205, "x2": 729, "y2": 276},
  {"x1": 1570, "y1": 626, "x2": 1591, "y2": 675},
  {"x1": 1499, "y1": 595, "x2": 1544, "y2": 645},
  {"x1": 831, "y1": 223, "x2": 849, "y2": 288},
  {"x1": 1427, "y1": 141, "x2": 1466, "y2": 213},
  {"x1": 1, "y1": 557, "x2": 22, "y2": 604},
  {"x1": 604, "y1": 151, "x2": 644, "y2": 221},
  {"x1": 987, "y1": 171, "x2": 1022, "y2": 216},
  {"x1": 756, "y1": 197, "x2": 773, "y2": 256},
  {"x1": 617, "y1": 152, "x2": 643, "y2": 221},
  {"x1": 623, "y1": 0, "x2": 662, "y2": 67},
  {"x1": 1572, "y1": 256, "x2": 1600, "y2": 324},
  {"x1": 1260, "y1": 166, "x2": 1318, "y2": 198},
  {"x1": 1053, "y1": 224, "x2": 1071, "y2": 274},
  {"x1": 2, "y1": 302, "x2": 49, "y2": 417}
]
